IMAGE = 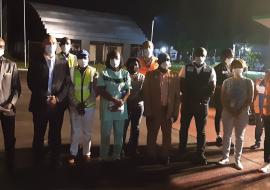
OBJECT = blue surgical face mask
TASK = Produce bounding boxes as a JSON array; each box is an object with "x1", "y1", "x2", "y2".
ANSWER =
[
  {"x1": 78, "y1": 59, "x2": 89, "y2": 68},
  {"x1": 160, "y1": 60, "x2": 171, "y2": 70},
  {"x1": 225, "y1": 58, "x2": 233, "y2": 65},
  {"x1": 61, "y1": 44, "x2": 71, "y2": 54},
  {"x1": 0, "y1": 48, "x2": 4, "y2": 57},
  {"x1": 194, "y1": 56, "x2": 206, "y2": 66},
  {"x1": 143, "y1": 48, "x2": 153, "y2": 58},
  {"x1": 110, "y1": 58, "x2": 121, "y2": 68},
  {"x1": 45, "y1": 44, "x2": 57, "y2": 57}
]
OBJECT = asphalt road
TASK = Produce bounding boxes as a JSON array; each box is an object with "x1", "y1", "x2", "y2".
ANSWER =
[{"x1": 0, "y1": 71, "x2": 270, "y2": 190}]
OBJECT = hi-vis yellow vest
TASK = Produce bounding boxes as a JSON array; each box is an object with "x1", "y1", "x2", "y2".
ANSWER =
[
  {"x1": 57, "y1": 52, "x2": 78, "y2": 68},
  {"x1": 73, "y1": 66, "x2": 96, "y2": 108}
]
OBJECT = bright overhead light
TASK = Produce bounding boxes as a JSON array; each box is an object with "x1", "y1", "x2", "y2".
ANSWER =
[{"x1": 160, "y1": 46, "x2": 167, "y2": 53}]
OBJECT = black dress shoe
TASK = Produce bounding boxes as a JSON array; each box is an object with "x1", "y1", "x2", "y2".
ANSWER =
[
  {"x1": 250, "y1": 143, "x2": 260, "y2": 150},
  {"x1": 194, "y1": 154, "x2": 208, "y2": 165},
  {"x1": 216, "y1": 136, "x2": 223, "y2": 146}
]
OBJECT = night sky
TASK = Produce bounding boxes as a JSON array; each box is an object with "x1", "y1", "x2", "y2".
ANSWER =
[{"x1": 6, "y1": 0, "x2": 270, "y2": 50}]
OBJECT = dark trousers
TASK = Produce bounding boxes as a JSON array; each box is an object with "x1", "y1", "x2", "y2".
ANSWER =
[
  {"x1": 179, "y1": 103, "x2": 208, "y2": 155},
  {"x1": 0, "y1": 114, "x2": 16, "y2": 154},
  {"x1": 123, "y1": 104, "x2": 144, "y2": 154},
  {"x1": 32, "y1": 106, "x2": 65, "y2": 160},
  {"x1": 263, "y1": 116, "x2": 270, "y2": 163},
  {"x1": 254, "y1": 113, "x2": 264, "y2": 144},
  {"x1": 214, "y1": 103, "x2": 222, "y2": 135}
]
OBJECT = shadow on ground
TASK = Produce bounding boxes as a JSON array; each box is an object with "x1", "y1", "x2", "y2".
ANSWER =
[{"x1": 0, "y1": 143, "x2": 269, "y2": 190}]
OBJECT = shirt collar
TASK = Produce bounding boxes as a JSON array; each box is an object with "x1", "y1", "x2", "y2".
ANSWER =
[
  {"x1": 44, "y1": 54, "x2": 56, "y2": 63},
  {"x1": 61, "y1": 52, "x2": 69, "y2": 58}
]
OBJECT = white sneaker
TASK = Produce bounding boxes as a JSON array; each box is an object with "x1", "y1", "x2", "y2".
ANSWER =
[
  {"x1": 217, "y1": 158, "x2": 230, "y2": 165},
  {"x1": 235, "y1": 160, "x2": 243, "y2": 170},
  {"x1": 260, "y1": 163, "x2": 270, "y2": 174}
]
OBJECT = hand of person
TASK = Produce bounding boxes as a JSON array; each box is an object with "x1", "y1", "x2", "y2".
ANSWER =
[
  {"x1": 171, "y1": 116, "x2": 178, "y2": 123},
  {"x1": 110, "y1": 105, "x2": 120, "y2": 112},
  {"x1": 3, "y1": 103, "x2": 13, "y2": 110},
  {"x1": 76, "y1": 103, "x2": 85, "y2": 115},
  {"x1": 47, "y1": 95, "x2": 58, "y2": 108},
  {"x1": 114, "y1": 99, "x2": 124, "y2": 108}
]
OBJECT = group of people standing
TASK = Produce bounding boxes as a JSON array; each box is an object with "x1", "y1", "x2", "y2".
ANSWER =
[{"x1": 0, "y1": 35, "x2": 270, "y2": 174}]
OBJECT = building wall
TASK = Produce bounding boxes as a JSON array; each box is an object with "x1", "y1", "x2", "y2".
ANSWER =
[{"x1": 122, "y1": 43, "x2": 131, "y2": 62}]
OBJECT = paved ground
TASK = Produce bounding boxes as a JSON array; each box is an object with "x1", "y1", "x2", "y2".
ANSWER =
[{"x1": 0, "y1": 71, "x2": 270, "y2": 190}]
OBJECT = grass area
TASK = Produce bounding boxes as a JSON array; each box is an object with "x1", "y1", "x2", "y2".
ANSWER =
[{"x1": 17, "y1": 61, "x2": 28, "y2": 69}]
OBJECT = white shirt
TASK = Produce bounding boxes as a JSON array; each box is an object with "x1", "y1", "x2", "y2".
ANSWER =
[
  {"x1": 179, "y1": 63, "x2": 216, "y2": 84},
  {"x1": 44, "y1": 55, "x2": 56, "y2": 95},
  {"x1": 256, "y1": 84, "x2": 265, "y2": 94}
]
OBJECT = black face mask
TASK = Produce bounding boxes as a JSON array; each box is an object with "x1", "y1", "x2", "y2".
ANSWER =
[
  {"x1": 128, "y1": 69, "x2": 136, "y2": 75},
  {"x1": 127, "y1": 65, "x2": 139, "y2": 75}
]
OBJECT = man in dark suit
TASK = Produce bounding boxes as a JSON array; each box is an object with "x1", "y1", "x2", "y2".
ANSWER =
[{"x1": 27, "y1": 35, "x2": 71, "y2": 166}]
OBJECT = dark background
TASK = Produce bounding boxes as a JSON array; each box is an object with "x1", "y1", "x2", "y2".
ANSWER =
[{"x1": 4, "y1": 0, "x2": 270, "y2": 51}]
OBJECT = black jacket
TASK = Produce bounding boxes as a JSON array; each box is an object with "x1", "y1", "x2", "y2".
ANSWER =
[
  {"x1": 181, "y1": 63, "x2": 215, "y2": 105},
  {"x1": 213, "y1": 62, "x2": 230, "y2": 105},
  {"x1": 27, "y1": 54, "x2": 71, "y2": 112}
]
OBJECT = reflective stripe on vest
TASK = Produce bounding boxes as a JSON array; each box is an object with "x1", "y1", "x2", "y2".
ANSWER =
[
  {"x1": 74, "y1": 66, "x2": 95, "y2": 108},
  {"x1": 68, "y1": 54, "x2": 77, "y2": 68}
]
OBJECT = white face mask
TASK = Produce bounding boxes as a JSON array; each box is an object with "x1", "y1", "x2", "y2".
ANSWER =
[
  {"x1": 160, "y1": 61, "x2": 171, "y2": 70},
  {"x1": 110, "y1": 59, "x2": 121, "y2": 68},
  {"x1": 143, "y1": 48, "x2": 153, "y2": 58},
  {"x1": 78, "y1": 59, "x2": 89, "y2": 68},
  {"x1": 45, "y1": 44, "x2": 57, "y2": 57},
  {"x1": 0, "y1": 48, "x2": 4, "y2": 57},
  {"x1": 61, "y1": 44, "x2": 71, "y2": 54},
  {"x1": 225, "y1": 58, "x2": 233, "y2": 65},
  {"x1": 232, "y1": 68, "x2": 244, "y2": 77},
  {"x1": 194, "y1": 56, "x2": 206, "y2": 66}
]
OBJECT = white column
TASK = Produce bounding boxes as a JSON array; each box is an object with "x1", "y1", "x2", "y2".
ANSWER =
[
  {"x1": 122, "y1": 43, "x2": 130, "y2": 63},
  {"x1": 23, "y1": 0, "x2": 27, "y2": 68}
]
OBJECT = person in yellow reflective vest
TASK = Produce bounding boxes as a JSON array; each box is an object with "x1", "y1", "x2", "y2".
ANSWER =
[
  {"x1": 57, "y1": 37, "x2": 78, "y2": 76},
  {"x1": 68, "y1": 49, "x2": 98, "y2": 165}
]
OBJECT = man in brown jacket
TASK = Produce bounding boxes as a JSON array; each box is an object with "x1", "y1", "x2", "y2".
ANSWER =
[
  {"x1": 0, "y1": 38, "x2": 21, "y2": 168},
  {"x1": 143, "y1": 53, "x2": 180, "y2": 164}
]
